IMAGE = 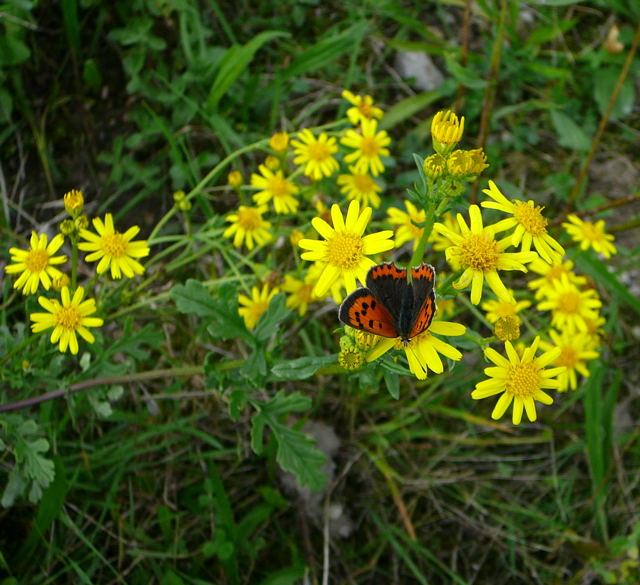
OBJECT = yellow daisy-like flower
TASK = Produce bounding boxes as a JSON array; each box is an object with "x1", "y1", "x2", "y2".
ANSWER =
[
  {"x1": 63, "y1": 189, "x2": 84, "y2": 216},
  {"x1": 341, "y1": 90, "x2": 384, "y2": 126},
  {"x1": 472, "y1": 337, "x2": 565, "y2": 425},
  {"x1": 238, "y1": 284, "x2": 279, "y2": 330},
  {"x1": 281, "y1": 273, "x2": 318, "y2": 316},
  {"x1": 536, "y1": 275, "x2": 602, "y2": 333},
  {"x1": 540, "y1": 329, "x2": 600, "y2": 392},
  {"x1": 337, "y1": 168, "x2": 382, "y2": 208},
  {"x1": 341, "y1": 118, "x2": 391, "y2": 177},
  {"x1": 30, "y1": 286, "x2": 104, "y2": 354},
  {"x1": 5, "y1": 232, "x2": 67, "y2": 295},
  {"x1": 494, "y1": 315, "x2": 522, "y2": 342},
  {"x1": 481, "y1": 291, "x2": 531, "y2": 324},
  {"x1": 78, "y1": 213, "x2": 150, "y2": 279},
  {"x1": 251, "y1": 164, "x2": 300, "y2": 214},
  {"x1": 429, "y1": 212, "x2": 460, "y2": 254},
  {"x1": 298, "y1": 200, "x2": 394, "y2": 297},
  {"x1": 562, "y1": 214, "x2": 617, "y2": 258},
  {"x1": 431, "y1": 110, "x2": 464, "y2": 155},
  {"x1": 367, "y1": 320, "x2": 466, "y2": 381},
  {"x1": 223, "y1": 205, "x2": 272, "y2": 250},
  {"x1": 527, "y1": 258, "x2": 587, "y2": 299},
  {"x1": 387, "y1": 200, "x2": 425, "y2": 249},
  {"x1": 481, "y1": 181, "x2": 564, "y2": 264},
  {"x1": 291, "y1": 129, "x2": 339, "y2": 181},
  {"x1": 433, "y1": 205, "x2": 538, "y2": 305},
  {"x1": 269, "y1": 131, "x2": 289, "y2": 152}
]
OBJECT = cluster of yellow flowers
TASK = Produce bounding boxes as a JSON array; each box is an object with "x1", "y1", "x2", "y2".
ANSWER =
[
  {"x1": 221, "y1": 95, "x2": 617, "y2": 426},
  {"x1": 4, "y1": 190, "x2": 150, "y2": 354}
]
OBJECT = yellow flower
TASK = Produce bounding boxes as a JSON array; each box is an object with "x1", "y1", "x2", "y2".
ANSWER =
[
  {"x1": 63, "y1": 189, "x2": 84, "y2": 216},
  {"x1": 481, "y1": 181, "x2": 564, "y2": 264},
  {"x1": 429, "y1": 212, "x2": 460, "y2": 253},
  {"x1": 481, "y1": 291, "x2": 531, "y2": 323},
  {"x1": 447, "y1": 148, "x2": 489, "y2": 178},
  {"x1": 387, "y1": 200, "x2": 425, "y2": 249},
  {"x1": 423, "y1": 153, "x2": 447, "y2": 180},
  {"x1": 251, "y1": 164, "x2": 299, "y2": 214},
  {"x1": 527, "y1": 258, "x2": 587, "y2": 299},
  {"x1": 337, "y1": 168, "x2": 382, "y2": 208},
  {"x1": 281, "y1": 273, "x2": 318, "y2": 316},
  {"x1": 238, "y1": 284, "x2": 279, "y2": 330},
  {"x1": 540, "y1": 329, "x2": 600, "y2": 392},
  {"x1": 79, "y1": 214, "x2": 150, "y2": 279},
  {"x1": 227, "y1": 170, "x2": 243, "y2": 187},
  {"x1": 339, "y1": 345, "x2": 365, "y2": 370},
  {"x1": 367, "y1": 320, "x2": 466, "y2": 381},
  {"x1": 291, "y1": 129, "x2": 339, "y2": 180},
  {"x1": 433, "y1": 205, "x2": 537, "y2": 305},
  {"x1": 341, "y1": 90, "x2": 384, "y2": 125},
  {"x1": 30, "y1": 286, "x2": 104, "y2": 354},
  {"x1": 269, "y1": 131, "x2": 289, "y2": 152},
  {"x1": 431, "y1": 110, "x2": 464, "y2": 155},
  {"x1": 472, "y1": 337, "x2": 565, "y2": 424},
  {"x1": 494, "y1": 315, "x2": 522, "y2": 342},
  {"x1": 298, "y1": 200, "x2": 394, "y2": 297},
  {"x1": 5, "y1": 232, "x2": 67, "y2": 295},
  {"x1": 223, "y1": 205, "x2": 272, "y2": 250},
  {"x1": 536, "y1": 274, "x2": 602, "y2": 333},
  {"x1": 341, "y1": 118, "x2": 391, "y2": 176},
  {"x1": 562, "y1": 214, "x2": 617, "y2": 258},
  {"x1": 264, "y1": 155, "x2": 280, "y2": 171}
]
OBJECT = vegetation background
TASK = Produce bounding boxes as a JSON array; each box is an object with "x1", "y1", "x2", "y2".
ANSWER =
[{"x1": 1, "y1": 0, "x2": 640, "y2": 584}]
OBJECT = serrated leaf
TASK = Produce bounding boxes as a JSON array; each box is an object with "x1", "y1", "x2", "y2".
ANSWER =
[
  {"x1": 254, "y1": 293, "x2": 290, "y2": 342},
  {"x1": 270, "y1": 355, "x2": 336, "y2": 380},
  {"x1": 172, "y1": 279, "x2": 221, "y2": 318},
  {"x1": 1, "y1": 469, "x2": 25, "y2": 508},
  {"x1": 593, "y1": 69, "x2": 635, "y2": 121}
]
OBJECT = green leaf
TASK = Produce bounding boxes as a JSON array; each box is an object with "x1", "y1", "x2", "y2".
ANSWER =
[
  {"x1": 206, "y1": 30, "x2": 289, "y2": 111},
  {"x1": 172, "y1": 280, "x2": 249, "y2": 341},
  {"x1": 574, "y1": 253, "x2": 640, "y2": 316},
  {"x1": 270, "y1": 355, "x2": 336, "y2": 380},
  {"x1": 257, "y1": 564, "x2": 306, "y2": 585},
  {"x1": 593, "y1": 68, "x2": 635, "y2": 121},
  {"x1": 254, "y1": 293, "x2": 290, "y2": 343},
  {"x1": 550, "y1": 110, "x2": 591, "y2": 151},
  {"x1": 383, "y1": 370, "x2": 400, "y2": 399},
  {"x1": 280, "y1": 22, "x2": 368, "y2": 80},
  {"x1": 379, "y1": 90, "x2": 443, "y2": 131},
  {"x1": 250, "y1": 392, "x2": 326, "y2": 491},
  {"x1": 444, "y1": 55, "x2": 487, "y2": 89}
]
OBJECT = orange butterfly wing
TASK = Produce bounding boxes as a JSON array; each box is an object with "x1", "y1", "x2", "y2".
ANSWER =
[
  {"x1": 338, "y1": 288, "x2": 399, "y2": 338},
  {"x1": 407, "y1": 264, "x2": 437, "y2": 339}
]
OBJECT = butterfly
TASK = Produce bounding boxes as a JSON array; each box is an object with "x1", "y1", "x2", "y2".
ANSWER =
[{"x1": 339, "y1": 262, "x2": 437, "y2": 344}]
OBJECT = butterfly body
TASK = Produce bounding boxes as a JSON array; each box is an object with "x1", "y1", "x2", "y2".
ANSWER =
[{"x1": 339, "y1": 262, "x2": 436, "y2": 344}]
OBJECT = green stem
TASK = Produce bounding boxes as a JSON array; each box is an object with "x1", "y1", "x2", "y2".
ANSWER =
[{"x1": 407, "y1": 196, "x2": 451, "y2": 270}]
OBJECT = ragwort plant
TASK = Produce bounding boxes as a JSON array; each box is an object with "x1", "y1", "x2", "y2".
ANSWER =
[{"x1": 0, "y1": 91, "x2": 621, "y2": 507}]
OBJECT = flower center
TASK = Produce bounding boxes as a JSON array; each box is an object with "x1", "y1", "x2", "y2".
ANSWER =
[
  {"x1": 460, "y1": 233, "x2": 500, "y2": 271},
  {"x1": 512, "y1": 202, "x2": 548, "y2": 235},
  {"x1": 358, "y1": 102, "x2": 373, "y2": 118},
  {"x1": 557, "y1": 346, "x2": 578, "y2": 368},
  {"x1": 506, "y1": 361, "x2": 540, "y2": 398},
  {"x1": 237, "y1": 207, "x2": 262, "y2": 231},
  {"x1": 102, "y1": 233, "x2": 128, "y2": 258},
  {"x1": 353, "y1": 174, "x2": 374, "y2": 192},
  {"x1": 581, "y1": 221, "x2": 603, "y2": 242},
  {"x1": 327, "y1": 231, "x2": 364, "y2": 270},
  {"x1": 360, "y1": 136, "x2": 380, "y2": 158},
  {"x1": 308, "y1": 141, "x2": 330, "y2": 162},
  {"x1": 267, "y1": 175, "x2": 290, "y2": 197},
  {"x1": 557, "y1": 291, "x2": 580, "y2": 314},
  {"x1": 56, "y1": 306, "x2": 81, "y2": 330},
  {"x1": 546, "y1": 264, "x2": 566, "y2": 282},
  {"x1": 24, "y1": 249, "x2": 50, "y2": 272}
]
